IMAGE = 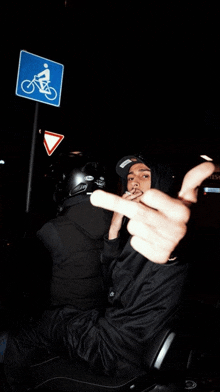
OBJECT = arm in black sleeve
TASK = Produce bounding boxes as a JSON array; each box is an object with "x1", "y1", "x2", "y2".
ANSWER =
[
  {"x1": 101, "y1": 235, "x2": 122, "y2": 283},
  {"x1": 62, "y1": 256, "x2": 189, "y2": 374}
]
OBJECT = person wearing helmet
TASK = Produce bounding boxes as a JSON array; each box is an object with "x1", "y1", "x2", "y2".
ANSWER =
[
  {"x1": 3, "y1": 154, "x2": 214, "y2": 391},
  {"x1": 35, "y1": 154, "x2": 112, "y2": 311}
]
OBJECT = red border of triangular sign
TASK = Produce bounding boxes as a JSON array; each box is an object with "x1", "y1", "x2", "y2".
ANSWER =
[{"x1": 43, "y1": 131, "x2": 64, "y2": 156}]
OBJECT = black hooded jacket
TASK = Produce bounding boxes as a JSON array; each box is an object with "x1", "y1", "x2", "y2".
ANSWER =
[
  {"x1": 38, "y1": 160, "x2": 188, "y2": 372},
  {"x1": 4, "y1": 160, "x2": 189, "y2": 386},
  {"x1": 37, "y1": 194, "x2": 112, "y2": 310},
  {"x1": 55, "y1": 158, "x2": 189, "y2": 371}
]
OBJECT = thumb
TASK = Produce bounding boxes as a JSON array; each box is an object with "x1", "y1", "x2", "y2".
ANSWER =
[{"x1": 178, "y1": 162, "x2": 215, "y2": 204}]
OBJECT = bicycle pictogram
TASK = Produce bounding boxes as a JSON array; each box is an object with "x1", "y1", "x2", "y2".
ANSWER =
[{"x1": 21, "y1": 64, "x2": 57, "y2": 101}]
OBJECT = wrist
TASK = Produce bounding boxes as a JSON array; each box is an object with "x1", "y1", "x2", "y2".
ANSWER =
[
  {"x1": 108, "y1": 229, "x2": 119, "y2": 240},
  {"x1": 108, "y1": 215, "x2": 123, "y2": 240},
  {"x1": 108, "y1": 225, "x2": 120, "y2": 240}
]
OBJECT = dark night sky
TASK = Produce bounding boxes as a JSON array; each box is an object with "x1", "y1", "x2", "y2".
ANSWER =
[
  {"x1": 2, "y1": 2, "x2": 220, "y2": 154},
  {"x1": 1, "y1": 1, "x2": 220, "y2": 235},
  {"x1": 0, "y1": 3, "x2": 219, "y2": 349}
]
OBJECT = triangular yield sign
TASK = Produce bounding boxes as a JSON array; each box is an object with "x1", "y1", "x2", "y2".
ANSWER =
[{"x1": 43, "y1": 131, "x2": 64, "y2": 156}]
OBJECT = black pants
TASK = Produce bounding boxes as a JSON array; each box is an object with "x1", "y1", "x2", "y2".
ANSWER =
[
  {"x1": 4, "y1": 308, "x2": 63, "y2": 390},
  {"x1": 4, "y1": 306, "x2": 131, "y2": 391}
]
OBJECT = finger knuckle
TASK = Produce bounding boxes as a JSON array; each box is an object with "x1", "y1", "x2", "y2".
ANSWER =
[
  {"x1": 127, "y1": 219, "x2": 135, "y2": 234},
  {"x1": 142, "y1": 188, "x2": 159, "y2": 203},
  {"x1": 173, "y1": 223, "x2": 187, "y2": 244},
  {"x1": 174, "y1": 203, "x2": 190, "y2": 222}
]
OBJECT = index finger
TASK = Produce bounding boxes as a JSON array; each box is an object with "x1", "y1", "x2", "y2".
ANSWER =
[{"x1": 91, "y1": 190, "x2": 144, "y2": 219}]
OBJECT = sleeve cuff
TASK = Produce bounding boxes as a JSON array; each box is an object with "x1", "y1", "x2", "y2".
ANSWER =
[{"x1": 101, "y1": 234, "x2": 121, "y2": 263}]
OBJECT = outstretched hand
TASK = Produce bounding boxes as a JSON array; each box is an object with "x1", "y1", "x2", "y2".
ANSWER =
[{"x1": 91, "y1": 162, "x2": 215, "y2": 263}]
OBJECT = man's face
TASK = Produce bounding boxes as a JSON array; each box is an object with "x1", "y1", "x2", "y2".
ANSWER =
[{"x1": 127, "y1": 163, "x2": 151, "y2": 202}]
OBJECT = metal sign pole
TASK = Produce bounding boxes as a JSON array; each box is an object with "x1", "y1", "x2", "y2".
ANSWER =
[
  {"x1": 25, "y1": 102, "x2": 39, "y2": 213},
  {"x1": 15, "y1": 50, "x2": 64, "y2": 215}
]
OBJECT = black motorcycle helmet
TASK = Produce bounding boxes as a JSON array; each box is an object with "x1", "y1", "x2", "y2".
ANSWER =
[{"x1": 52, "y1": 154, "x2": 106, "y2": 205}]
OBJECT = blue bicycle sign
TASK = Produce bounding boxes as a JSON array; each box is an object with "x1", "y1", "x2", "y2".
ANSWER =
[{"x1": 16, "y1": 51, "x2": 64, "y2": 107}]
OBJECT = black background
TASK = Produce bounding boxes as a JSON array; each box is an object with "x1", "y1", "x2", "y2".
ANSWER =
[
  {"x1": 1, "y1": 1, "x2": 220, "y2": 240},
  {"x1": 0, "y1": 5, "x2": 220, "y2": 385}
]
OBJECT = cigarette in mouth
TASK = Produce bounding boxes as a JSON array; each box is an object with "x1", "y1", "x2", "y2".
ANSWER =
[{"x1": 125, "y1": 191, "x2": 131, "y2": 195}]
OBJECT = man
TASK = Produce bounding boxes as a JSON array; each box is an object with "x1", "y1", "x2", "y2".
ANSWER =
[
  {"x1": 3, "y1": 154, "x2": 215, "y2": 391},
  {"x1": 108, "y1": 154, "x2": 174, "y2": 240},
  {"x1": 92, "y1": 157, "x2": 215, "y2": 263}
]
